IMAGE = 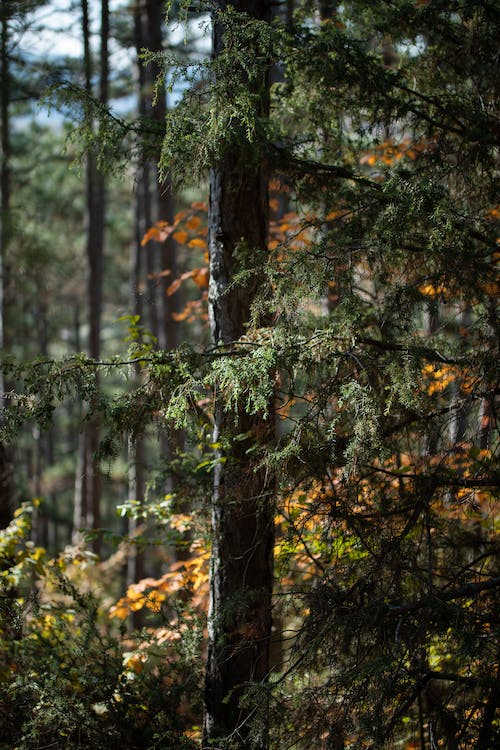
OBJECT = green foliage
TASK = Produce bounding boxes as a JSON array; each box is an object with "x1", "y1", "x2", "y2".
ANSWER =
[
  {"x1": 160, "y1": 7, "x2": 279, "y2": 183},
  {"x1": 43, "y1": 82, "x2": 139, "y2": 174}
]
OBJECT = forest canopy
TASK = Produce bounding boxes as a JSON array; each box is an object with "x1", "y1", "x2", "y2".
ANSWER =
[{"x1": 0, "y1": 1, "x2": 499, "y2": 749}]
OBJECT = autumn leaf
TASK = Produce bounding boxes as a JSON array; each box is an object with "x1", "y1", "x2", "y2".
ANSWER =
[
  {"x1": 173, "y1": 230, "x2": 189, "y2": 244},
  {"x1": 172, "y1": 308, "x2": 191, "y2": 322},
  {"x1": 141, "y1": 221, "x2": 175, "y2": 246},
  {"x1": 141, "y1": 226, "x2": 161, "y2": 246},
  {"x1": 418, "y1": 282, "x2": 447, "y2": 298},
  {"x1": 192, "y1": 268, "x2": 209, "y2": 289},
  {"x1": 166, "y1": 269, "x2": 198, "y2": 296},
  {"x1": 186, "y1": 216, "x2": 202, "y2": 230},
  {"x1": 188, "y1": 238, "x2": 207, "y2": 250},
  {"x1": 147, "y1": 268, "x2": 172, "y2": 279}
]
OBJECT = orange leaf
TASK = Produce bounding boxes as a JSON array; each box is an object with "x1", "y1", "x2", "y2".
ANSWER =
[
  {"x1": 166, "y1": 269, "x2": 196, "y2": 296},
  {"x1": 157, "y1": 226, "x2": 175, "y2": 241},
  {"x1": 141, "y1": 222, "x2": 175, "y2": 246},
  {"x1": 173, "y1": 230, "x2": 189, "y2": 244},
  {"x1": 192, "y1": 267, "x2": 209, "y2": 289},
  {"x1": 188, "y1": 238, "x2": 207, "y2": 249},
  {"x1": 147, "y1": 268, "x2": 172, "y2": 279},
  {"x1": 141, "y1": 226, "x2": 161, "y2": 246},
  {"x1": 172, "y1": 309, "x2": 190, "y2": 322},
  {"x1": 166, "y1": 278, "x2": 183, "y2": 296},
  {"x1": 186, "y1": 216, "x2": 202, "y2": 230}
]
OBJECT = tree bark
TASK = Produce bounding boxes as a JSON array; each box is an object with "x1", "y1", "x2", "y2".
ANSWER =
[{"x1": 204, "y1": 2, "x2": 274, "y2": 748}]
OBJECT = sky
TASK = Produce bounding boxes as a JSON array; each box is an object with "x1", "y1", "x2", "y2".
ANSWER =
[
  {"x1": 21, "y1": 1, "x2": 210, "y2": 62},
  {"x1": 18, "y1": 0, "x2": 210, "y2": 117},
  {"x1": 22, "y1": 0, "x2": 103, "y2": 59}
]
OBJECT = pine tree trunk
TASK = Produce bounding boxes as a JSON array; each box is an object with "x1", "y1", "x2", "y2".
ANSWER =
[
  {"x1": 74, "y1": 0, "x2": 108, "y2": 554},
  {"x1": 204, "y1": 2, "x2": 274, "y2": 748},
  {"x1": 145, "y1": 0, "x2": 178, "y2": 354},
  {"x1": 0, "y1": 6, "x2": 13, "y2": 529},
  {"x1": 127, "y1": 44, "x2": 147, "y2": 617}
]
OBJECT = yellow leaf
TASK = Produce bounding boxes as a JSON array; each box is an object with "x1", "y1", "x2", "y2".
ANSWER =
[
  {"x1": 108, "y1": 600, "x2": 129, "y2": 620},
  {"x1": 418, "y1": 283, "x2": 447, "y2": 298}
]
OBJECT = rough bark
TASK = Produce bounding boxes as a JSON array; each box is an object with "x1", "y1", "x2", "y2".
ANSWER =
[{"x1": 204, "y1": 2, "x2": 275, "y2": 748}]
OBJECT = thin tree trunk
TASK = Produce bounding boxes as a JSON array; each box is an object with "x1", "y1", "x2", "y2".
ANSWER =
[
  {"x1": 140, "y1": 0, "x2": 184, "y2": 540},
  {"x1": 479, "y1": 299, "x2": 497, "y2": 451},
  {"x1": 0, "y1": 6, "x2": 13, "y2": 529},
  {"x1": 134, "y1": 0, "x2": 159, "y2": 341},
  {"x1": 126, "y1": 97, "x2": 147, "y2": 621},
  {"x1": 74, "y1": 0, "x2": 108, "y2": 554},
  {"x1": 144, "y1": 0, "x2": 183, "y2": 488},
  {"x1": 127, "y1": 434, "x2": 145, "y2": 629},
  {"x1": 145, "y1": 0, "x2": 178, "y2": 353},
  {"x1": 204, "y1": 2, "x2": 274, "y2": 748}
]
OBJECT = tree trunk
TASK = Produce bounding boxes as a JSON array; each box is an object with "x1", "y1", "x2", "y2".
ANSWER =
[
  {"x1": 133, "y1": 0, "x2": 177, "y2": 349},
  {"x1": 74, "y1": 0, "x2": 108, "y2": 554},
  {"x1": 127, "y1": 52, "x2": 147, "y2": 618},
  {"x1": 0, "y1": 5, "x2": 13, "y2": 529},
  {"x1": 144, "y1": 0, "x2": 183, "y2": 491},
  {"x1": 204, "y1": 2, "x2": 274, "y2": 748},
  {"x1": 145, "y1": 0, "x2": 178, "y2": 354}
]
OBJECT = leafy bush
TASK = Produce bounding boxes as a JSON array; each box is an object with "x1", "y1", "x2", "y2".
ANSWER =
[{"x1": 0, "y1": 504, "x2": 202, "y2": 750}]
